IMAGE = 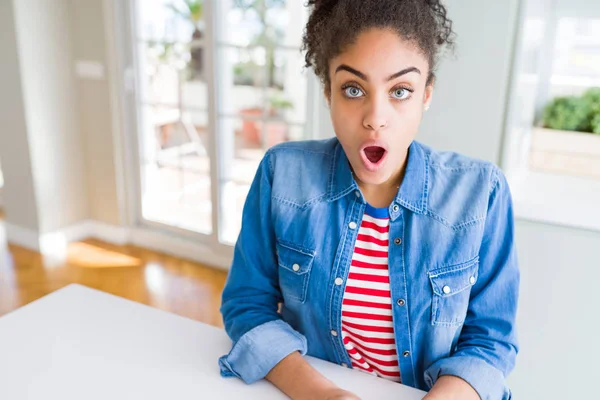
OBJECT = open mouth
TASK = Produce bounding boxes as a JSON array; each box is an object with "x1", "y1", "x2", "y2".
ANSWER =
[{"x1": 364, "y1": 146, "x2": 386, "y2": 164}]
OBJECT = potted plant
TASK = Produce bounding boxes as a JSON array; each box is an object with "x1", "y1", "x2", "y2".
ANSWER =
[
  {"x1": 264, "y1": 94, "x2": 293, "y2": 146},
  {"x1": 529, "y1": 87, "x2": 600, "y2": 179},
  {"x1": 239, "y1": 95, "x2": 294, "y2": 148}
]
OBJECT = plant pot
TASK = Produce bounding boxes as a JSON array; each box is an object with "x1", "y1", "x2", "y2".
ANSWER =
[
  {"x1": 239, "y1": 108, "x2": 288, "y2": 148},
  {"x1": 529, "y1": 127, "x2": 600, "y2": 180},
  {"x1": 264, "y1": 121, "x2": 288, "y2": 147},
  {"x1": 239, "y1": 108, "x2": 263, "y2": 147}
]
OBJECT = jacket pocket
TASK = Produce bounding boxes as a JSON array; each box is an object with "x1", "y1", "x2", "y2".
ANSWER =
[
  {"x1": 276, "y1": 240, "x2": 315, "y2": 303},
  {"x1": 428, "y1": 256, "x2": 479, "y2": 327}
]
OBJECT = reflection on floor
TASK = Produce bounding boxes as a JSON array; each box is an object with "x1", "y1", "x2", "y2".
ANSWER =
[{"x1": 0, "y1": 225, "x2": 229, "y2": 328}]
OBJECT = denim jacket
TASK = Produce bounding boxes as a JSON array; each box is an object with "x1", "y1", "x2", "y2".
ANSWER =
[{"x1": 219, "y1": 138, "x2": 519, "y2": 400}]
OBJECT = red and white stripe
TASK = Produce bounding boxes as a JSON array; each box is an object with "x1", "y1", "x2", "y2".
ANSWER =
[{"x1": 341, "y1": 212, "x2": 401, "y2": 382}]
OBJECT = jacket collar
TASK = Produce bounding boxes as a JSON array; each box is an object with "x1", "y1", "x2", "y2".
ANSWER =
[{"x1": 327, "y1": 139, "x2": 429, "y2": 215}]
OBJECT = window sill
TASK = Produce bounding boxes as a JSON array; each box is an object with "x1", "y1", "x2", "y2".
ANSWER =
[{"x1": 508, "y1": 169, "x2": 600, "y2": 233}]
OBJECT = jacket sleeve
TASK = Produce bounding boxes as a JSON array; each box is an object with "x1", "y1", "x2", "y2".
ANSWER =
[
  {"x1": 218, "y1": 150, "x2": 307, "y2": 384},
  {"x1": 424, "y1": 168, "x2": 520, "y2": 400}
]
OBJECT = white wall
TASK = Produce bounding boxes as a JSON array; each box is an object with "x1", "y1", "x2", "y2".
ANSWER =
[
  {"x1": 13, "y1": 0, "x2": 88, "y2": 234},
  {"x1": 0, "y1": 160, "x2": 3, "y2": 207},
  {"x1": 69, "y1": 0, "x2": 121, "y2": 226},
  {"x1": 509, "y1": 220, "x2": 600, "y2": 398},
  {"x1": 0, "y1": 0, "x2": 40, "y2": 232},
  {"x1": 416, "y1": 0, "x2": 521, "y2": 164},
  {"x1": 557, "y1": 0, "x2": 600, "y2": 17}
]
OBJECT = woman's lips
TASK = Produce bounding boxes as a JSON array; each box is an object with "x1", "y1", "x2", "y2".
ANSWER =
[
  {"x1": 364, "y1": 146, "x2": 385, "y2": 163},
  {"x1": 359, "y1": 145, "x2": 387, "y2": 172}
]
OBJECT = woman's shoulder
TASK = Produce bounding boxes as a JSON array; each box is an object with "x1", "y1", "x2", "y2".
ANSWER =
[
  {"x1": 415, "y1": 141, "x2": 505, "y2": 189},
  {"x1": 262, "y1": 139, "x2": 338, "y2": 206},
  {"x1": 267, "y1": 137, "x2": 339, "y2": 158},
  {"x1": 264, "y1": 138, "x2": 339, "y2": 180},
  {"x1": 413, "y1": 141, "x2": 509, "y2": 228},
  {"x1": 415, "y1": 141, "x2": 499, "y2": 173}
]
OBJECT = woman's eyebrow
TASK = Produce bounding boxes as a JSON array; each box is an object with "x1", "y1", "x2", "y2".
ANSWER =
[
  {"x1": 335, "y1": 64, "x2": 367, "y2": 80},
  {"x1": 386, "y1": 67, "x2": 421, "y2": 81},
  {"x1": 335, "y1": 64, "x2": 421, "y2": 82}
]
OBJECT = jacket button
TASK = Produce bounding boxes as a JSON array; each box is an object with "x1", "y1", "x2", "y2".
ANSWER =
[
  {"x1": 348, "y1": 222, "x2": 357, "y2": 230},
  {"x1": 397, "y1": 299, "x2": 406, "y2": 306},
  {"x1": 443, "y1": 285, "x2": 451, "y2": 294},
  {"x1": 394, "y1": 238, "x2": 402, "y2": 245},
  {"x1": 392, "y1": 204, "x2": 400, "y2": 212},
  {"x1": 334, "y1": 277, "x2": 344, "y2": 286},
  {"x1": 403, "y1": 351, "x2": 410, "y2": 357},
  {"x1": 470, "y1": 276, "x2": 476, "y2": 284},
  {"x1": 292, "y1": 264, "x2": 300, "y2": 272},
  {"x1": 330, "y1": 330, "x2": 338, "y2": 337}
]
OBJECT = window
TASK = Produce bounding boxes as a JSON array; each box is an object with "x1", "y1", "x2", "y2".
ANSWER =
[
  {"x1": 215, "y1": 0, "x2": 309, "y2": 243},
  {"x1": 501, "y1": 0, "x2": 600, "y2": 232},
  {"x1": 550, "y1": 17, "x2": 600, "y2": 91},
  {"x1": 130, "y1": 0, "x2": 310, "y2": 247}
]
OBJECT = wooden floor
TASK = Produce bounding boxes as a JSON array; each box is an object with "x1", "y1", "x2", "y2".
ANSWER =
[{"x1": 0, "y1": 223, "x2": 229, "y2": 328}]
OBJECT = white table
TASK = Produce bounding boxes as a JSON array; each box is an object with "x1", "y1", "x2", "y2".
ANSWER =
[{"x1": 0, "y1": 284, "x2": 426, "y2": 399}]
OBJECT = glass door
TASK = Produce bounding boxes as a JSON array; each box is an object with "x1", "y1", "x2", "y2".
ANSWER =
[{"x1": 126, "y1": 0, "x2": 309, "y2": 249}]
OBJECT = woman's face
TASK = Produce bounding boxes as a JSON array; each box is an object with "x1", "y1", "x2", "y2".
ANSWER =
[{"x1": 328, "y1": 28, "x2": 433, "y2": 186}]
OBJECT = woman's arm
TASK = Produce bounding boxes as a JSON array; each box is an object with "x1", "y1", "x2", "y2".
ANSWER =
[
  {"x1": 423, "y1": 376, "x2": 480, "y2": 400},
  {"x1": 219, "y1": 152, "x2": 308, "y2": 383},
  {"x1": 266, "y1": 352, "x2": 360, "y2": 400},
  {"x1": 424, "y1": 168, "x2": 519, "y2": 400},
  {"x1": 220, "y1": 150, "x2": 361, "y2": 398}
]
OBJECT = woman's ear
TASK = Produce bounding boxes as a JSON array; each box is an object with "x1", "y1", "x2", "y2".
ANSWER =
[{"x1": 423, "y1": 80, "x2": 434, "y2": 111}]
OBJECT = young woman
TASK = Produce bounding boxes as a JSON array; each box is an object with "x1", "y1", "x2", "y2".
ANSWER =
[{"x1": 219, "y1": 1, "x2": 519, "y2": 399}]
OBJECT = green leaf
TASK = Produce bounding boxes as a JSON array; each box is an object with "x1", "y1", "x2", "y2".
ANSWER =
[
  {"x1": 583, "y1": 87, "x2": 600, "y2": 107},
  {"x1": 592, "y1": 112, "x2": 600, "y2": 135},
  {"x1": 269, "y1": 94, "x2": 294, "y2": 110},
  {"x1": 542, "y1": 96, "x2": 591, "y2": 132},
  {"x1": 166, "y1": 0, "x2": 203, "y2": 25}
]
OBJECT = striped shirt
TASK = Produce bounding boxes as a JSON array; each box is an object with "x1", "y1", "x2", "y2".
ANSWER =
[{"x1": 341, "y1": 204, "x2": 401, "y2": 383}]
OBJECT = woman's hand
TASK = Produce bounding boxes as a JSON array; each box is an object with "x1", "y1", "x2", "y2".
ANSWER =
[{"x1": 266, "y1": 352, "x2": 361, "y2": 400}]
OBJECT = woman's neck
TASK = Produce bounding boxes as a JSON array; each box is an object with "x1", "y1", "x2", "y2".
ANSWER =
[{"x1": 353, "y1": 156, "x2": 408, "y2": 209}]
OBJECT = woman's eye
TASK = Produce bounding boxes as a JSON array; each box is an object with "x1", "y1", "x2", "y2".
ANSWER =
[
  {"x1": 391, "y1": 88, "x2": 411, "y2": 100},
  {"x1": 344, "y1": 86, "x2": 364, "y2": 98}
]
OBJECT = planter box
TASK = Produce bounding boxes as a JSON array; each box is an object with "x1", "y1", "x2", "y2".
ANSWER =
[{"x1": 529, "y1": 127, "x2": 600, "y2": 180}]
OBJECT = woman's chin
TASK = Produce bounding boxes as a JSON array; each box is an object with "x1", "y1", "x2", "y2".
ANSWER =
[{"x1": 351, "y1": 167, "x2": 392, "y2": 186}]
